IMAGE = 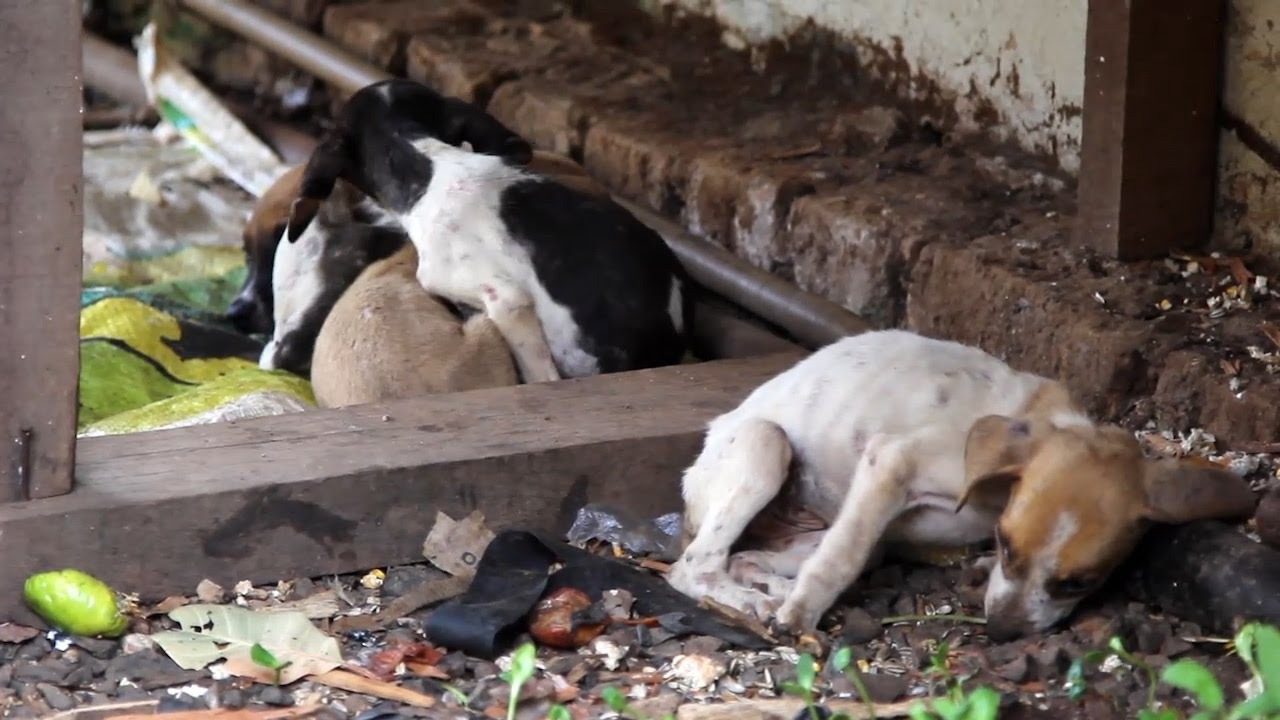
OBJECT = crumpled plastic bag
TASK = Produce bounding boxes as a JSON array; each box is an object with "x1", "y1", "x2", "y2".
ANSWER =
[{"x1": 566, "y1": 503, "x2": 683, "y2": 561}]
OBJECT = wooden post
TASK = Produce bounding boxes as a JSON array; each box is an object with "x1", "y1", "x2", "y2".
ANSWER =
[
  {"x1": 1075, "y1": 0, "x2": 1227, "y2": 260},
  {"x1": 0, "y1": 2, "x2": 83, "y2": 501}
]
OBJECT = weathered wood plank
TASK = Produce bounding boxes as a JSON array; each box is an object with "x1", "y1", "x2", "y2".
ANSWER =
[
  {"x1": 1075, "y1": 0, "x2": 1226, "y2": 260},
  {"x1": 0, "y1": 1, "x2": 83, "y2": 501},
  {"x1": 0, "y1": 353, "x2": 802, "y2": 622}
]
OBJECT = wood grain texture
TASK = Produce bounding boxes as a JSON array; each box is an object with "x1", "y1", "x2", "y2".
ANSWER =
[
  {"x1": 1076, "y1": 0, "x2": 1226, "y2": 260},
  {"x1": 0, "y1": 1, "x2": 83, "y2": 501},
  {"x1": 0, "y1": 353, "x2": 803, "y2": 622}
]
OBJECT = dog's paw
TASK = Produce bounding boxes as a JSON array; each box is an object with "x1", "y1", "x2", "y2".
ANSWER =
[{"x1": 776, "y1": 595, "x2": 823, "y2": 632}]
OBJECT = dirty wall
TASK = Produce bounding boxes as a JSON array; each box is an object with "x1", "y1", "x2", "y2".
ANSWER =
[{"x1": 663, "y1": 0, "x2": 1280, "y2": 257}]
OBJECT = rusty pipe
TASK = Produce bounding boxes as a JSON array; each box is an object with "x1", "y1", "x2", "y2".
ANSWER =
[{"x1": 177, "y1": 0, "x2": 870, "y2": 347}]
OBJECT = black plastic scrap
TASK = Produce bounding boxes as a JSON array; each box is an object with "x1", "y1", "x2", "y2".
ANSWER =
[{"x1": 423, "y1": 530, "x2": 771, "y2": 659}]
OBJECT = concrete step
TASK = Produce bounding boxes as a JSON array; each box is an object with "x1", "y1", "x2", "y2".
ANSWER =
[{"x1": 318, "y1": 0, "x2": 1280, "y2": 446}]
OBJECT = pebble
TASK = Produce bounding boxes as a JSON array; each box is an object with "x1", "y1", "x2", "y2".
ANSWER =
[
  {"x1": 13, "y1": 663, "x2": 71, "y2": 685},
  {"x1": 36, "y1": 683, "x2": 76, "y2": 711},
  {"x1": 15, "y1": 638, "x2": 51, "y2": 662},
  {"x1": 1136, "y1": 620, "x2": 1172, "y2": 655},
  {"x1": 1161, "y1": 636, "x2": 1194, "y2": 658},
  {"x1": 257, "y1": 685, "x2": 294, "y2": 706},
  {"x1": 105, "y1": 648, "x2": 202, "y2": 690},
  {"x1": 858, "y1": 672, "x2": 909, "y2": 702},
  {"x1": 891, "y1": 594, "x2": 916, "y2": 616},
  {"x1": 994, "y1": 654, "x2": 1030, "y2": 683},
  {"x1": 381, "y1": 565, "x2": 438, "y2": 598},
  {"x1": 841, "y1": 607, "x2": 882, "y2": 645},
  {"x1": 682, "y1": 636, "x2": 725, "y2": 656},
  {"x1": 221, "y1": 688, "x2": 247, "y2": 709}
]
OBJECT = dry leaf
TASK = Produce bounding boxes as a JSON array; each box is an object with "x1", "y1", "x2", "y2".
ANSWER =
[
  {"x1": 151, "y1": 604, "x2": 342, "y2": 685},
  {"x1": 148, "y1": 596, "x2": 191, "y2": 616},
  {"x1": 406, "y1": 661, "x2": 449, "y2": 680},
  {"x1": 258, "y1": 590, "x2": 340, "y2": 620},
  {"x1": 311, "y1": 669, "x2": 436, "y2": 708},
  {"x1": 1262, "y1": 324, "x2": 1280, "y2": 352},
  {"x1": 1228, "y1": 257, "x2": 1254, "y2": 287},
  {"x1": 422, "y1": 511, "x2": 494, "y2": 579},
  {"x1": 1222, "y1": 359, "x2": 1242, "y2": 376},
  {"x1": 0, "y1": 623, "x2": 40, "y2": 644}
]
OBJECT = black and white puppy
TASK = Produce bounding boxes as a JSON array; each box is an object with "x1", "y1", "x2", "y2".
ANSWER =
[{"x1": 285, "y1": 79, "x2": 690, "y2": 381}]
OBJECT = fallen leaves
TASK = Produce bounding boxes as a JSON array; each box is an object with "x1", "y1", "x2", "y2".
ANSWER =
[
  {"x1": 151, "y1": 604, "x2": 342, "y2": 685},
  {"x1": 311, "y1": 669, "x2": 437, "y2": 708},
  {"x1": 422, "y1": 510, "x2": 495, "y2": 579}
]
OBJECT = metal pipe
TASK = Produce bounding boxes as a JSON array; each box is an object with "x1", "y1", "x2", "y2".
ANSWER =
[
  {"x1": 82, "y1": 30, "x2": 318, "y2": 164},
  {"x1": 177, "y1": 0, "x2": 870, "y2": 347}
]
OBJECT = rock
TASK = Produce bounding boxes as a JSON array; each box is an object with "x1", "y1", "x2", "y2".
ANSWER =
[
  {"x1": 891, "y1": 594, "x2": 916, "y2": 616},
  {"x1": 857, "y1": 672, "x2": 909, "y2": 702},
  {"x1": 840, "y1": 607, "x2": 882, "y2": 645},
  {"x1": 195, "y1": 579, "x2": 225, "y2": 604},
  {"x1": 682, "y1": 636, "x2": 725, "y2": 656},
  {"x1": 381, "y1": 565, "x2": 439, "y2": 598},
  {"x1": 1161, "y1": 636, "x2": 1194, "y2": 658},
  {"x1": 1032, "y1": 644, "x2": 1070, "y2": 678},
  {"x1": 985, "y1": 644, "x2": 1027, "y2": 666},
  {"x1": 36, "y1": 683, "x2": 75, "y2": 711},
  {"x1": 1256, "y1": 487, "x2": 1280, "y2": 550},
  {"x1": 257, "y1": 685, "x2": 294, "y2": 707},
  {"x1": 12, "y1": 663, "x2": 71, "y2": 685},
  {"x1": 438, "y1": 650, "x2": 471, "y2": 678},
  {"x1": 221, "y1": 688, "x2": 247, "y2": 709},
  {"x1": 105, "y1": 649, "x2": 201, "y2": 690},
  {"x1": 63, "y1": 664, "x2": 97, "y2": 688},
  {"x1": 994, "y1": 654, "x2": 1030, "y2": 683},
  {"x1": 1135, "y1": 619, "x2": 1172, "y2": 655},
  {"x1": 72, "y1": 635, "x2": 119, "y2": 659},
  {"x1": 629, "y1": 694, "x2": 681, "y2": 718},
  {"x1": 647, "y1": 638, "x2": 685, "y2": 660},
  {"x1": 15, "y1": 638, "x2": 51, "y2": 662}
]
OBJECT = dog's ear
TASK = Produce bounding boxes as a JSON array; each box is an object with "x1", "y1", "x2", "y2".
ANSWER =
[
  {"x1": 441, "y1": 97, "x2": 534, "y2": 165},
  {"x1": 956, "y1": 415, "x2": 1042, "y2": 512},
  {"x1": 288, "y1": 134, "x2": 350, "y2": 242},
  {"x1": 1139, "y1": 457, "x2": 1258, "y2": 523}
]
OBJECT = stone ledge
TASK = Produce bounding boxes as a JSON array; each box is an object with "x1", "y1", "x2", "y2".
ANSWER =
[{"x1": 322, "y1": 0, "x2": 1280, "y2": 445}]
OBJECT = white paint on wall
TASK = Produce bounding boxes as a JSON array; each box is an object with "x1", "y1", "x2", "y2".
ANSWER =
[{"x1": 662, "y1": 0, "x2": 1087, "y2": 172}]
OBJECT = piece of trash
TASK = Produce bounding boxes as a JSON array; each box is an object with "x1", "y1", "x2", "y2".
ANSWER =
[
  {"x1": 588, "y1": 636, "x2": 628, "y2": 671},
  {"x1": 423, "y1": 530, "x2": 770, "y2": 660},
  {"x1": 365, "y1": 640, "x2": 445, "y2": 681},
  {"x1": 24, "y1": 569, "x2": 129, "y2": 638},
  {"x1": 0, "y1": 623, "x2": 41, "y2": 644},
  {"x1": 233, "y1": 580, "x2": 255, "y2": 597},
  {"x1": 47, "y1": 630, "x2": 74, "y2": 652},
  {"x1": 360, "y1": 569, "x2": 386, "y2": 590},
  {"x1": 665, "y1": 653, "x2": 727, "y2": 691},
  {"x1": 136, "y1": 22, "x2": 285, "y2": 197},
  {"x1": 1156, "y1": 298, "x2": 1173, "y2": 311},
  {"x1": 151, "y1": 604, "x2": 342, "y2": 685},
  {"x1": 602, "y1": 589, "x2": 636, "y2": 621},
  {"x1": 529, "y1": 587, "x2": 605, "y2": 649},
  {"x1": 167, "y1": 684, "x2": 210, "y2": 700},
  {"x1": 565, "y1": 503, "x2": 683, "y2": 561},
  {"x1": 422, "y1": 510, "x2": 495, "y2": 580},
  {"x1": 127, "y1": 169, "x2": 165, "y2": 206}
]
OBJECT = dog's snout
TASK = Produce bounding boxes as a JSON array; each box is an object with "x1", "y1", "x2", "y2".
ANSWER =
[{"x1": 984, "y1": 614, "x2": 1030, "y2": 643}]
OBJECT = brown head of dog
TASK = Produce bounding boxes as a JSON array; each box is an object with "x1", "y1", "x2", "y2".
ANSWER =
[
  {"x1": 958, "y1": 402, "x2": 1258, "y2": 641},
  {"x1": 226, "y1": 166, "x2": 304, "y2": 335}
]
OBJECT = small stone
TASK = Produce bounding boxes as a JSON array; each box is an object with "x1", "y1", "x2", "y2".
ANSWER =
[
  {"x1": 665, "y1": 654, "x2": 726, "y2": 691},
  {"x1": 1136, "y1": 620, "x2": 1172, "y2": 655},
  {"x1": 994, "y1": 654, "x2": 1029, "y2": 683},
  {"x1": 856, "y1": 672, "x2": 909, "y2": 702},
  {"x1": 13, "y1": 663, "x2": 71, "y2": 684},
  {"x1": 196, "y1": 579, "x2": 225, "y2": 603},
  {"x1": 63, "y1": 665, "x2": 97, "y2": 688},
  {"x1": 647, "y1": 639, "x2": 685, "y2": 659},
  {"x1": 1033, "y1": 644, "x2": 1070, "y2": 678},
  {"x1": 221, "y1": 688, "x2": 246, "y2": 709},
  {"x1": 15, "y1": 638, "x2": 51, "y2": 662},
  {"x1": 1161, "y1": 636, "x2": 1194, "y2": 658},
  {"x1": 290, "y1": 577, "x2": 317, "y2": 598},
  {"x1": 36, "y1": 684, "x2": 76, "y2": 711},
  {"x1": 841, "y1": 607, "x2": 882, "y2": 645},
  {"x1": 380, "y1": 565, "x2": 437, "y2": 598},
  {"x1": 629, "y1": 694, "x2": 681, "y2": 718},
  {"x1": 1255, "y1": 487, "x2": 1280, "y2": 550},
  {"x1": 106, "y1": 649, "x2": 201, "y2": 689},
  {"x1": 682, "y1": 636, "x2": 724, "y2": 656},
  {"x1": 257, "y1": 686, "x2": 293, "y2": 706},
  {"x1": 601, "y1": 589, "x2": 635, "y2": 620},
  {"x1": 72, "y1": 635, "x2": 119, "y2": 659},
  {"x1": 120, "y1": 634, "x2": 155, "y2": 655},
  {"x1": 985, "y1": 644, "x2": 1026, "y2": 666},
  {"x1": 891, "y1": 594, "x2": 916, "y2": 616}
]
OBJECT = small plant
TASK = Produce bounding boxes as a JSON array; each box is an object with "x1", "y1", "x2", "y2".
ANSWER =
[
  {"x1": 501, "y1": 642, "x2": 538, "y2": 720},
  {"x1": 547, "y1": 705, "x2": 572, "y2": 720},
  {"x1": 831, "y1": 646, "x2": 880, "y2": 720},
  {"x1": 1072, "y1": 623, "x2": 1280, "y2": 720},
  {"x1": 782, "y1": 652, "x2": 839, "y2": 720},
  {"x1": 907, "y1": 642, "x2": 1000, "y2": 720},
  {"x1": 249, "y1": 643, "x2": 291, "y2": 686}
]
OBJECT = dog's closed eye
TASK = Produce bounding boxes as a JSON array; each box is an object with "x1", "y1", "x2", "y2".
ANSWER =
[{"x1": 1045, "y1": 574, "x2": 1098, "y2": 598}]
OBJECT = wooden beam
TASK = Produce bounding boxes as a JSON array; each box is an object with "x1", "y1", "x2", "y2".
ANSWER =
[
  {"x1": 1075, "y1": 0, "x2": 1226, "y2": 260},
  {"x1": 0, "y1": 353, "x2": 802, "y2": 622},
  {"x1": 0, "y1": 2, "x2": 83, "y2": 501}
]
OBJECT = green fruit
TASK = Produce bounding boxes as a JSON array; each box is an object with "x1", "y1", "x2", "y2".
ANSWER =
[{"x1": 23, "y1": 569, "x2": 128, "y2": 638}]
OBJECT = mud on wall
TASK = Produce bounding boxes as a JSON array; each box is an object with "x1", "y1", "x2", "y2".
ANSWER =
[{"x1": 662, "y1": 0, "x2": 1280, "y2": 256}]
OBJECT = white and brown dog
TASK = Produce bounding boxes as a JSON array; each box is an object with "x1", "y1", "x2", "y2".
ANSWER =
[
  {"x1": 668, "y1": 330, "x2": 1258, "y2": 640},
  {"x1": 284, "y1": 79, "x2": 692, "y2": 383}
]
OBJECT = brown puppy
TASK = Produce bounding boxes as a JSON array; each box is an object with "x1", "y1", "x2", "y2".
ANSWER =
[{"x1": 310, "y1": 244, "x2": 517, "y2": 407}]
